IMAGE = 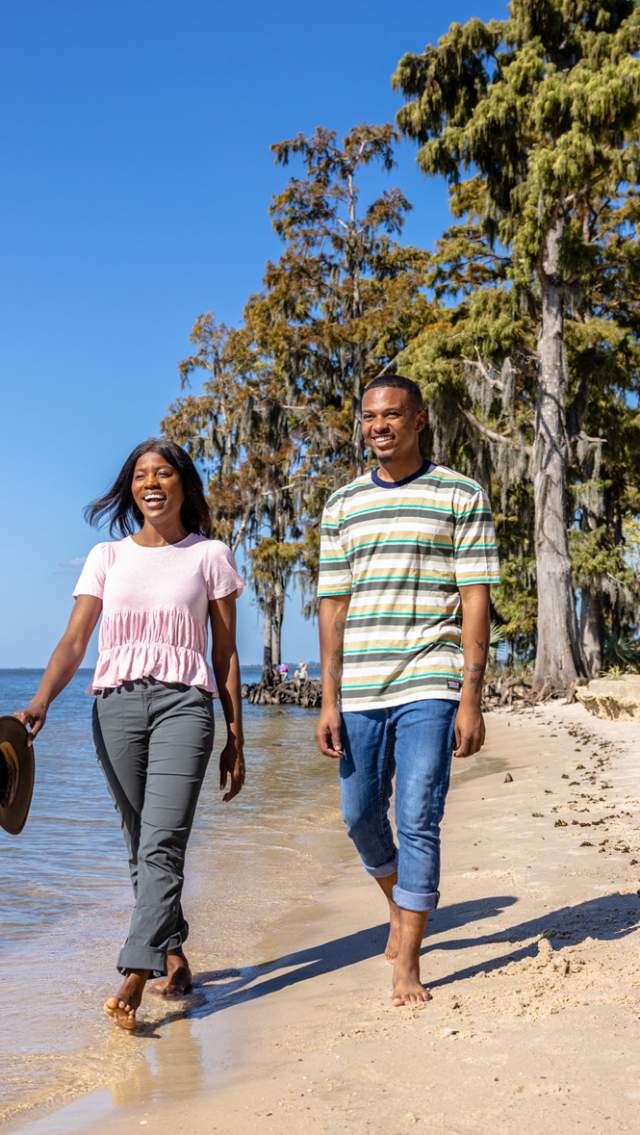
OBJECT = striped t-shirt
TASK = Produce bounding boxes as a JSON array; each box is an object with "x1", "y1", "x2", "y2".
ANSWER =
[{"x1": 317, "y1": 460, "x2": 500, "y2": 711}]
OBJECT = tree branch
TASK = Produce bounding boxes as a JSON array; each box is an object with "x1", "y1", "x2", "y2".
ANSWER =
[
  {"x1": 463, "y1": 351, "x2": 533, "y2": 407},
  {"x1": 462, "y1": 354, "x2": 504, "y2": 391},
  {"x1": 461, "y1": 407, "x2": 533, "y2": 455},
  {"x1": 374, "y1": 352, "x2": 403, "y2": 379}
]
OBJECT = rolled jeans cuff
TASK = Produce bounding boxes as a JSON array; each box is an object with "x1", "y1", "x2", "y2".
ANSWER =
[
  {"x1": 362, "y1": 853, "x2": 398, "y2": 879},
  {"x1": 392, "y1": 885, "x2": 439, "y2": 913}
]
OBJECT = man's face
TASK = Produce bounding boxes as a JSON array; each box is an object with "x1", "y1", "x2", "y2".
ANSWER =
[{"x1": 361, "y1": 386, "x2": 426, "y2": 464}]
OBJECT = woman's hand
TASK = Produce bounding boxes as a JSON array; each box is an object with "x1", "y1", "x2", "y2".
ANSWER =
[
  {"x1": 13, "y1": 596, "x2": 102, "y2": 741},
  {"x1": 219, "y1": 740, "x2": 245, "y2": 802},
  {"x1": 14, "y1": 700, "x2": 48, "y2": 741}
]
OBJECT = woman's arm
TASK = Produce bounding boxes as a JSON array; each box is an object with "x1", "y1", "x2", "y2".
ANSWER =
[
  {"x1": 209, "y1": 593, "x2": 245, "y2": 802},
  {"x1": 15, "y1": 595, "x2": 103, "y2": 738}
]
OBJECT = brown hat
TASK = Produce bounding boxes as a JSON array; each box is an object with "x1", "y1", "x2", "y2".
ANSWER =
[{"x1": 0, "y1": 717, "x2": 35, "y2": 836}]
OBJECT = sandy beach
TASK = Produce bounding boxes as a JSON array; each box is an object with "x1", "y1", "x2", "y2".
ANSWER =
[{"x1": 7, "y1": 701, "x2": 640, "y2": 1135}]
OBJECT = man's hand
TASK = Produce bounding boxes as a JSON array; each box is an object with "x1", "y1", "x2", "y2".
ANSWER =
[
  {"x1": 316, "y1": 705, "x2": 343, "y2": 759},
  {"x1": 453, "y1": 703, "x2": 485, "y2": 759},
  {"x1": 220, "y1": 740, "x2": 245, "y2": 802}
]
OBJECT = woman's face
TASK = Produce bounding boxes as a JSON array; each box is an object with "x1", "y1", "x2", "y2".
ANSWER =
[{"x1": 131, "y1": 450, "x2": 185, "y2": 527}]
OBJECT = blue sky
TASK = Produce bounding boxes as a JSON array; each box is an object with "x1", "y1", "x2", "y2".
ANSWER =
[{"x1": 1, "y1": 0, "x2": 505, "y2": 668}]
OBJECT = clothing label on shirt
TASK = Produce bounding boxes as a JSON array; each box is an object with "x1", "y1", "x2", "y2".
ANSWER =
[{"x1": 447, "y1": 679, "x2": 462, "y2": 691}]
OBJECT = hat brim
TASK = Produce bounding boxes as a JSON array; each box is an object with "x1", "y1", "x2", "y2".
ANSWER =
[{"x1": 0, "y1": 716, "x2": 35, "y2": 836}]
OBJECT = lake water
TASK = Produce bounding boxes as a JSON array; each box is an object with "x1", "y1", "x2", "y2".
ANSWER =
[{"x1": 0, "y1": 666, "x2": 339, "y2": 1128}]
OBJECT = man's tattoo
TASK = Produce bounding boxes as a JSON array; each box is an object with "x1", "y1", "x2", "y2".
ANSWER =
[{"x1": 464, "y1": 649, "x2": 488, "y2": 693}]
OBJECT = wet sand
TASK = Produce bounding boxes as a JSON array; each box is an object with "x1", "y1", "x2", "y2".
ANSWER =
[{"x1": 6, "y1": 704, "x2": 640, "y2": 1135}]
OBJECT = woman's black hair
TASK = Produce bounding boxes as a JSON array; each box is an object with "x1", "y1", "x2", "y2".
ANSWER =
[{"x1": 85, "y1": 438, "x2": 212, "y2": 538}]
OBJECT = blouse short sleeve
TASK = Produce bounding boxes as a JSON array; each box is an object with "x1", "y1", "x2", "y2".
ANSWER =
[
  {"x1": 73, "y1": 543, "x2": 108, "y2": 600},
  {"x1": 203, "y1": 541, "x2": 244, "y2": 600}
]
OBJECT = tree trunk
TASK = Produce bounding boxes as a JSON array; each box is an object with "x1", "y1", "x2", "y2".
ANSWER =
[
  {"x1": 580, "y1": 587, "x2": 603, "y2": 677},
  {"x1": 271, "y1": 622, "x2": 280, "y2": 668},
  {"x1": 262, "y1": 604, "x2": 273, "y2": 683},
  {"x1": 351, "y1": 378, "x2": 367, "y2": 473},
  {"x1": 271, "y1": 578, "x2": 284, "y2": 668},
  {"x1": 533, "y1": 218, "x2": 585, "y2": 691}
]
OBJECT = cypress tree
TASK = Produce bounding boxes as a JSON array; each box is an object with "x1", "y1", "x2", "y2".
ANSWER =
[{"x1": 394, "y1": 1, "x2": 640, "y2": 690}]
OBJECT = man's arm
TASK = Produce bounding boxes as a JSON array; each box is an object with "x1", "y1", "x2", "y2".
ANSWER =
[
  {"x1": 315, "y1": 594, "x2": 350, "y2": 758},
  {"x1": 454, "y1": 583, "x2": 490, "y2": 758}
]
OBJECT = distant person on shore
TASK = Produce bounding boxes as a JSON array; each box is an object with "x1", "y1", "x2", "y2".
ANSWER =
[
  {"x1": 294, "y1": 661, "x2": 309, "y2": 684},
  {"x1": 15, "y1": 439, "x2": 245, "y2": 1030},
  {"x1": 315, "y1": 376, "x2": 499, "y2": 1006}
]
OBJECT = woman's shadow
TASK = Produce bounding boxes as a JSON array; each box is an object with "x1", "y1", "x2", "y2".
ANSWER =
[{"x1": 151, "y1": 889, "x2": 639, "y2": 1028}]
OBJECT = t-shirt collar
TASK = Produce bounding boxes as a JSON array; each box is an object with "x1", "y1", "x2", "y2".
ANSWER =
[{"x1": 371, "y1": 459, "x2": 435, "y2": 489}]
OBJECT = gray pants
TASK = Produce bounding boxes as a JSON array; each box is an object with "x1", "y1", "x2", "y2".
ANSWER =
[{"x1": 92, "y1": 678, "x2": 214, "y2": 975}]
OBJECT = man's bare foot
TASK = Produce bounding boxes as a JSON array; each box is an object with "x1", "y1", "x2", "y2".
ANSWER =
[
  {"x1": 391, "y1": 959, "x2": 431, "y2": 1007},
  {"x1": 385, "y1": 901, "x2": 401, "y2": 962},
  {"x1": 103, "y1": 970, "x2": 149, "y2": 1030},
  {"x1": 373, "y1": 873, "x2": 401, "y2": 962},
  {"x1": 151, "y1": 950, "x2": 193, "y2": 997},
  {"x1": 391, "y1": 908, "x2": 431, "y2": 1006}
]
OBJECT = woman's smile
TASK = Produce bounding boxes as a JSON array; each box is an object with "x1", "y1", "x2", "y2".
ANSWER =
[{"x1": 131, "y1": 451, "x2": 185, "y2": 526}]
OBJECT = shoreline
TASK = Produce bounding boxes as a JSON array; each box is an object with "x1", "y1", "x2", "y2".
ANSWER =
[{"x1": 7, "y1": 702, "x2": 640, "y2": 1135}]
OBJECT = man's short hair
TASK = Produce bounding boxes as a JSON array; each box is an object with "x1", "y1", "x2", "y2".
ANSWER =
[{"x1": 360, "y1": 374, "x2": 424, "y2": 413}]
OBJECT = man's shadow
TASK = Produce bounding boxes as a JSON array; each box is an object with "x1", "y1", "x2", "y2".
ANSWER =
[
  {"x1": 150, "y1": 889, "x2": 639, "y2": 1029},
  {"x1": 424, "y1": 889, "x2": 640, "y2": 990}
]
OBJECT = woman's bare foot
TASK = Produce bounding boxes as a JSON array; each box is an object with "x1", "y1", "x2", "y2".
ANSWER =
[
  {"x1": 103, "y1": 969, "x2": 149, "y2": 1030},
  {"x1": 385, "y1": 901, "x2": 402, "y2": 963},
  {"x1": 151, "y1": 950, "x2": 193, "y2": 997}
]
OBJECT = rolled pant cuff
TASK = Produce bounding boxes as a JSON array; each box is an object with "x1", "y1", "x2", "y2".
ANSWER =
[
  {"x1": 362, "y1": 853, "x2": 398, "y2": 879},
  {"x1": 392, "y1": 885, "x2": 439, "y2": 913},
  {"x1": 117, "y1": 945, "x2": 170, "y2": 978}
]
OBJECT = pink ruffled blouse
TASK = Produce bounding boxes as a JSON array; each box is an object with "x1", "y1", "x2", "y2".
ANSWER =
[{"x1": 73, "y1": 534, "x2": 243, "y2": 693}]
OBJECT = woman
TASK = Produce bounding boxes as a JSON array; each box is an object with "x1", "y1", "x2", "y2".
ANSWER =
[{"x1": 16, "y1": 438, "x2": 245, "y2": 1030}]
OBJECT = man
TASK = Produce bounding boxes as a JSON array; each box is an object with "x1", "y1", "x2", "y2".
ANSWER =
[{"x1": 315, "y1": 375, "x2": 500, "y2": 1006}]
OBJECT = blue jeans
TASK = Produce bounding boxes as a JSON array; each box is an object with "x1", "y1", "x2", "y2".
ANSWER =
[{"x1": 340, "y1": 700, "x2": 457, "y2": 913}]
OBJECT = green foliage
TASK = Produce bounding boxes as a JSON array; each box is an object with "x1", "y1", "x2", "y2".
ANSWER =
[
  {"x1": 164, "y1": 125, "x2": 430, "y2": 648},
  {"x1": 603, "y1": 633, "x2": 640, "y2": 671},
  {"x1": 394, "y1": 2, "x2": 640, "y2": 679},
  {"x1": 163, "y1": 8, "x2": 640, "y2": 675}
]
